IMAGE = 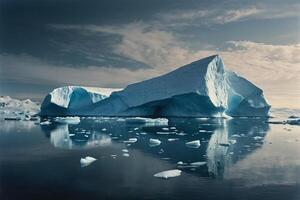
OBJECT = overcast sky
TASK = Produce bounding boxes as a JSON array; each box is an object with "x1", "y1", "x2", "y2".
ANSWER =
[{"x1": 0, "y1": 0, "x2": 299, "y2": 108}]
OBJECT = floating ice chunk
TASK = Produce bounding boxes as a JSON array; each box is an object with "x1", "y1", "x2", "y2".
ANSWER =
[
  {"x1": 40, "y1": 120, "x2": 51, "y2": 125},
  {"x1": 228, "y1": 139, "x2": 236, "y2": 145},
  {"x1": 69, "y1": 133, "x2": 75, "y2": 137},
  {"x1": 116, "y1": 118, "x2": 126, "y2": 122},
  {"x1": 101, "y1": 128, "x2": 107, "y2": 131},
  {"x1": 54, "y1": 116, "x2": 80, "y2": 124},
  {"x1": 170, "y1": 127, "x2": 176, "y2": 130},
  {"x1": 185, "y1": 140, "x2": 201, "y2": 148},
  {"x1": 231, "y1": 134, "x2": 241, "y2": 138},
  {"x1": 162, "y1": 127, "x2": 169, "y2": 131},
  {"x1": 253, "y1": 136, "x2": 263, "y2": 140},
  {"x1": 168, "y1": 138, "x2": 179, "y2": 142},
  {"x1": 177, "y1": 161, "x2": 184, "y2": 165},
  {"x1": 125, "y1": 138, "x2": 138, "y2": 143},
  {"x1": 133, "y1": 127, "x2": 139, "y2": 130},
  {"x1": 149, "y1": 138, "x2": 161, "y2": 147},
  {"x1": 156, "y1": 131, "x2": 173, "y2": 135},
  {"x1": 122, "y1": 153, "x2": 130, "y2": 157},
  {"x1": 80, "y1": 156, "x2": 97, "y2": 167},
  {"x1": 190, "y1": 161, "x2": 206, "y2": 166},
  {"x1": 154, "y1": 169, "x2": 182, "y2": 179},
  {"x1": 125, "y1": 117, "x2": 168, "y2": 125},
  {"x1": 122, "y1": 149, "x2": 129, "y2": 153}
]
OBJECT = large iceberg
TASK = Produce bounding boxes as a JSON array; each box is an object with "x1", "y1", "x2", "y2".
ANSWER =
[{"x1": 40, "y1": 55, "x2": 270, "y2": 117}]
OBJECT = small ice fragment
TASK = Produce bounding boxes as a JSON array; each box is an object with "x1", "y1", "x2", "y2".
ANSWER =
[
  {"x1": 140, "y1": 132, "x2": 147, "y2": 135},
  {"x1": 228, "y1": 139, "x2": 236, "y2": 145},
  {"x1": 80, "y1": 156, "x2": 97, "y2": 167},
  {"x1": 177, "y1": 161, "x2": 184, "y2": 165},
  {"x1": 185, "y1": 140, "x2": 201, "y2": 148},
  {"x1": 111, "y1": 155, "x2": 117, "y2": 159},
  {"x1": 231, "y1": 134, "x2": 241, "y2": 138},
  {"x1": 125, "y1": 138, "x2": 138, "y2": 143},
  {"x1": 177, "y1": 132, "x2": 186, "y2": 136},
  {"x1": 122, "y1": 153, "x2": 130, "y2": 157},
  {"x1": 69, "y1": 133, "x2": 75, "y2": 137},
  {"x1": 162, "y1": 127, "x2": 169, "y2": 131},
  {"x1": 168, "y1": 138, "x2": 179, "y2": 142},
  {"x1": 154, "y1": 169, "x2": 182, "y2": 179},
  {"x1": 122, "y1": 149, "x2": 129, "y2": 153},
  {"x1": 170, "y1": 127, "x2": 176, "y2": 130},
  {"x1": 134, "y1": 128, "x2": 139, "y2": 131},
  {"x1": 102, "y1": 128, "x2": 107, "y2": 131},
  {"x1": 55, "y1": 116, "x2": 80, "y2": 124},
  {"x1": 156, "y1": 131, "x2": 170, "y2": 135},
  {"x1": 149, "y1": 138, "x2": 161, "y2": 147},
  {"x1": 190, "y1": 161, "x2": 206, "y2": 166},
  {"x1": 253, "y1": 136, "x2": 263, "y2": 140},
  {"x1": 40, "y1": 120, "x2": 51, "y2": 125}
]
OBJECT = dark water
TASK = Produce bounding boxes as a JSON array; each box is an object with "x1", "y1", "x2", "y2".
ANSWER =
[{"x1": 0, "y1": 116, "x2": 300, "y2": 200}]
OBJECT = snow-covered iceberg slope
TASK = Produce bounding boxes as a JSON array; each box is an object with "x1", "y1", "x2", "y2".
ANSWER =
[
  {"x1": 40, "y1": 86, "x2": 121, "y2": 116},
  {"x1": 0, "y1": 96, "x2": 40, "y2": 119},
  {"x1": 40, "y1": 55, "x2": 270, "y2": 117}
]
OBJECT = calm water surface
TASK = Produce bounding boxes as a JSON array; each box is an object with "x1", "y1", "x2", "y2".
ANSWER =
[{"x1": 0, "y1": 115, "x2": 300, "y2": 200}]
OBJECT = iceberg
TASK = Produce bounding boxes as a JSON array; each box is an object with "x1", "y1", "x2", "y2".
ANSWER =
[{"x1": 40, "y1": 55, "x2": 270, "y2": 117}]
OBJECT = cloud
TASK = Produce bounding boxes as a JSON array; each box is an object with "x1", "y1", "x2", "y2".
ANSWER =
[
  {"x1": 7, "y1": 22, "x2": 300, "y2": 108},
  {"x1": 156, "y1": 3, "x2": 300, "y2": 25},
  {"x1": 0, "y1": 53, "x2": 158, "y2": 89}
]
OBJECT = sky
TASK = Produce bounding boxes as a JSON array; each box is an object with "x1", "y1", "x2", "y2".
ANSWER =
[{"x1": 0, "y1": 0, "x2": 299, "y2": 108}]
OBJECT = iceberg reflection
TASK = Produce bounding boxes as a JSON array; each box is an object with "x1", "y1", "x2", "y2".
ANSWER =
[{"x1": 41, "y1": 117, "x2": 269, "y2": 178}]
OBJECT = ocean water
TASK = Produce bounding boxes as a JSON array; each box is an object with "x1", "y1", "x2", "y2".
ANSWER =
[{"x1": 0, "y1": 111, "x2": 300, "y2": 200}]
